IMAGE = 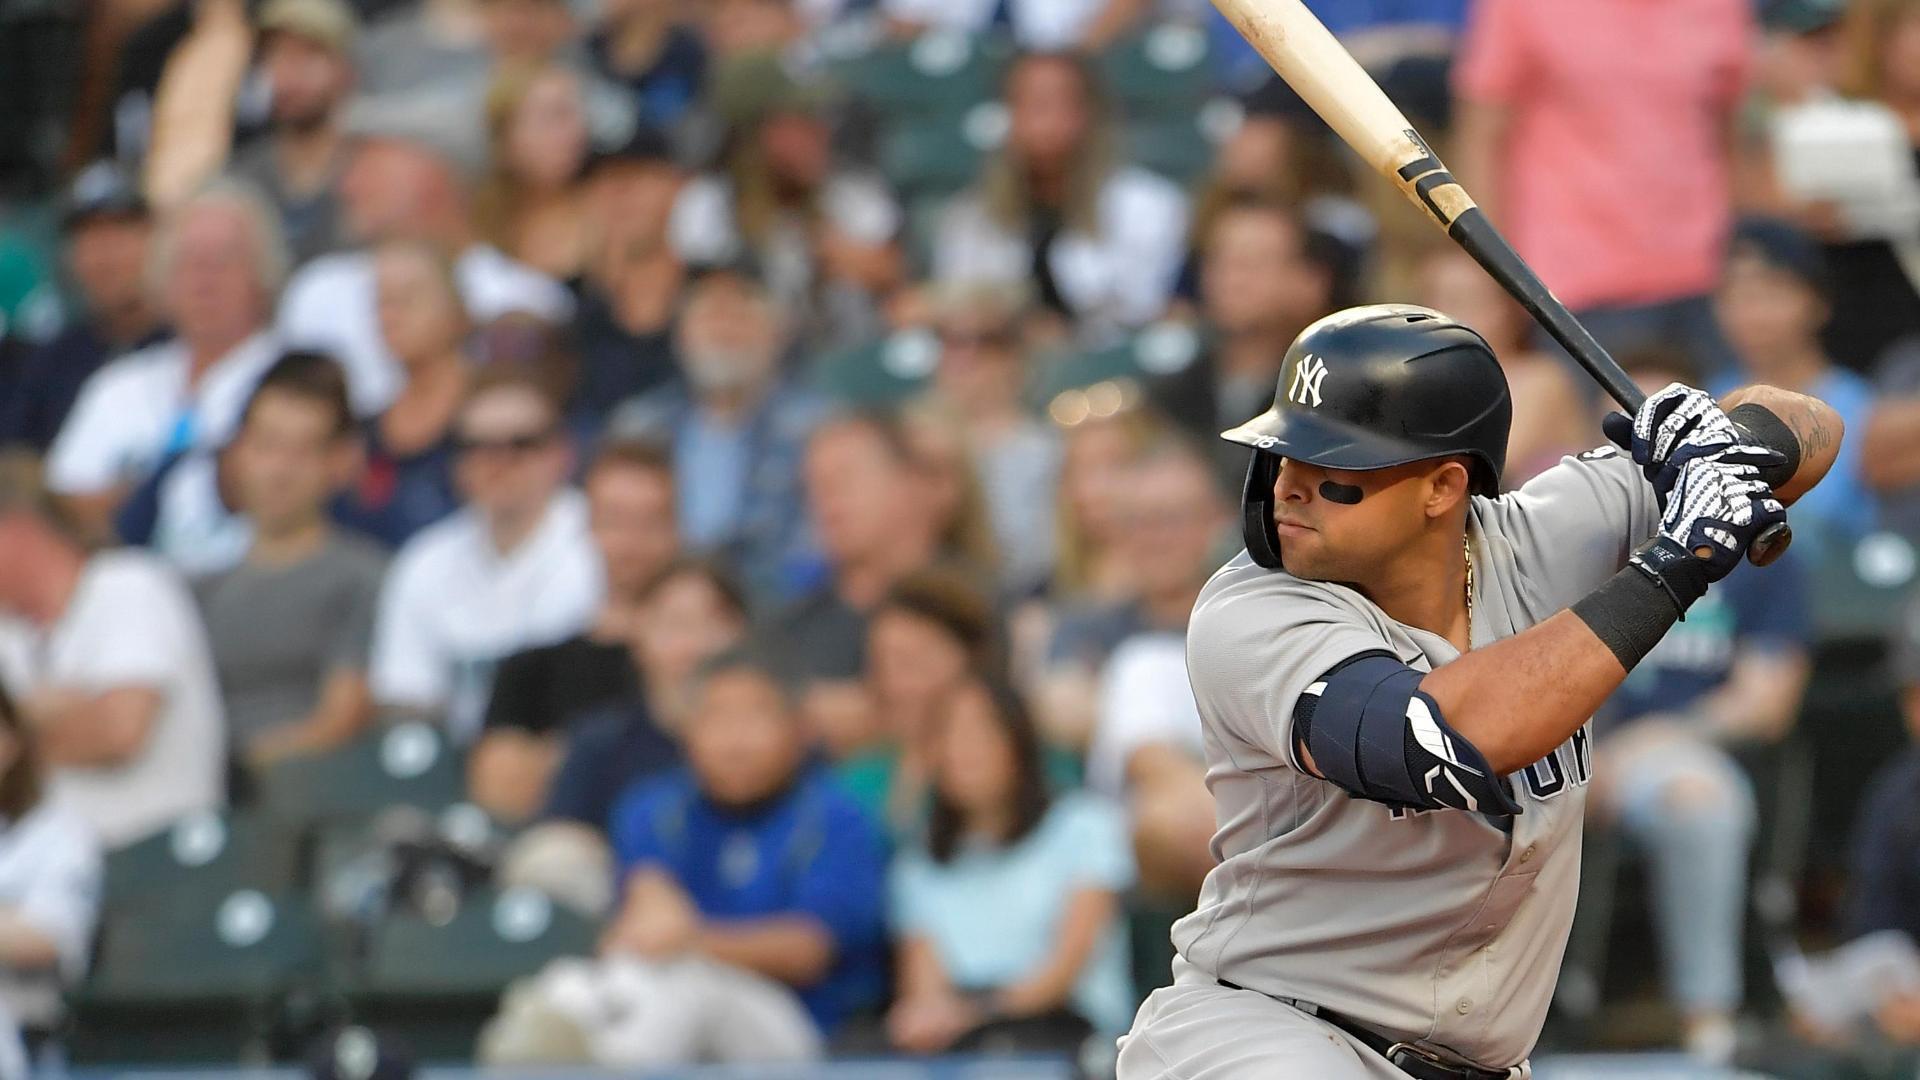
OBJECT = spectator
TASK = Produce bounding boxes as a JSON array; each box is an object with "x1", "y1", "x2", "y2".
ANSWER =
[
  {"x1": 545, "y1": 559, "x2": 748, "y2": 830},
  {"x1": 228, "y1": 0, "x2": 359, "y2": 265},
  {"x1": 1760, "y1": 0, "x2": 1920, "y2": 371},
  {"x1": 1085, "y1": 440, "x2": 1228, "y2": 901},
  {"x1": 1843, "y1": 590, "x2": 1920, "y2": 1003},
  {"x1": 1027, "y1": 400, "x2": 1166, "y2": 748},
  {"x1": 1591, "y1": 352, "x2": 1815, "y2": 1065},
  {"x1": 921, "y1": 284, "x2": 1061, "y2": 595},
  {"x1": 569, "y1": 128, "x2": 688, "y2": 434},
  {"x1": 1864, "y1": 325, "x2": 1920, "y2": 543},
  {"x1": 337, "y1": 240, "x2": 470, "y2": 545},
  {"x1": 700, "y1": 0, "x2": 808, "y2": 59},
  {"x1": 0, "y1": 454, "x2": 225, "y2": 848},
  {"x1": 598, "y1": 648, "x2": 888, "y2": 1058},
  {"x1": 1452, "y1": 0, "x2": 1752, "y2": 378},
  {"x1": 881, "y1": 0, "x2": 1153, "y2": 51},
  {"x1": 45, "y1": 180, "x2": 285, "y2": 542},
  {"x1": 196, "y1": 353, "x2": 385, "y2": 774},
  {"x1": 276, "y1": 115, "x2": 573, "y2": 415},
  {"x1": 501, "y1": 558, "x2": 750, "y2": 917},
  {"x1": 474, "y1": 65, "x2": 596, "y2": 280},
  {"x1": 934, "y1": 52, "x2": 1189, "y2": 338},
  {"x1": 888, "y1": 678, "x2": 1134, "y2": 1056},
  {"x1": 469, "y1": 440, "x2": 678, "y2": 823},
  {"x1": 607, "y1": 267, "x2": 827, "y2": 598},
  {"x1": 898, "y1": 406, "x2": 1004, "y2": 585},
  {"x1": 776, "y1": 411, "x2": 945, "y2": 684},
  {"x1": 588, "y1": 0, "x2": 706, "y2": 132},
  {"x1": 1148, "y1": 196, "x2": 1336, "y2": 486},
  {"x1": 1713, "y1": 218, "x2": 1876, "y2": 556},
  {"x1": 674, "y1": 55, "x2": 902, "y2": 350},
  {"x1": 836, "y1": 569, "x2": 998, "y2": 834},
  {"x1": 353, "y1": 0, "x2": 491, "y2": 99},
  {"x1": 1418, "y1": 247, "x2": 1585, "y2": 486},
  {"x1": 0, "y1": 164, "x2": 164, "y2": 454},
  {"x1": 1046, "y1": 398, "x2": 1162, "y2": 608},
  {"x1": 369, "y1": 369, "x2": 601, "y2": 740},
  {"x1": 0, "y1": 678, "x2": 103, "y2": 1066}
]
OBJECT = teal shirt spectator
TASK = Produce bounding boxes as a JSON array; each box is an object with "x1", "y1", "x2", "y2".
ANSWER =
[{"x1": 888, "y1": 791, "x2": 1137, "y2": 1035}]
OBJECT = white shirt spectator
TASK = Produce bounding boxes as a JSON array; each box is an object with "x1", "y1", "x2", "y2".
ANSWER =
[
  {"x1": 1088, "y1": 631, "x2": 1202, "y2": 798},
  {"x1": 0, "y1": 551, "x2": 226, "y2": 848},
  {"x1": 882, "y1": 0, "x2": 1110, "y2": 49},
  {"x1": 934, "y1": 166, "x2": 1189, "y2": 334},
  {"x1": 370, "y1": 489, "x2": 602, "y2": 741},
  {"x1": 44, "y1": 332, "x2": 278, "y2": 497},
  {"x1": 0, "y1": 802, "x2": 101, "y2": 1029},
  {"x1": 277, "y1": 245, "x2": 574, "y2": 415}
]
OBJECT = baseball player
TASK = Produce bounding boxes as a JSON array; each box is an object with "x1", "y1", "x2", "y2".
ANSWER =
[{"x1": 1116, "y1": 304, "x2": 1841, "y2": 1079}]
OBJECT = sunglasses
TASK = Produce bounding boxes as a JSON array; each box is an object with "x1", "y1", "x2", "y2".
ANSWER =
[{"x1": 454, "y1": 429, "x2": 555, "y2": 456}]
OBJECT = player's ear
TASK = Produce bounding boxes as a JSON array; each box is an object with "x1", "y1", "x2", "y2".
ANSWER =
[{"x1": 1423, "y1": 459, "x2": 1472, "y2": 519}]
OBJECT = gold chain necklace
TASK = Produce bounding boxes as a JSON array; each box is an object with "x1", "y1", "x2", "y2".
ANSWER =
[{"x1": 1464, "y1": 533, "x2": 1474, "y2": 646}]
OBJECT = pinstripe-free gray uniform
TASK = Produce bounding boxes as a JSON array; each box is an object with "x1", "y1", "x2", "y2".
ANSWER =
[{"x1": 1118, "y1": 449, "x2": 1659, "y2": 1078}]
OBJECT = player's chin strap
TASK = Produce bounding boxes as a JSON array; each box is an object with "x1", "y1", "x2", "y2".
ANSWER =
[{"x1": 1243, "y1": 452, "x2": 1285, "y2": 569}]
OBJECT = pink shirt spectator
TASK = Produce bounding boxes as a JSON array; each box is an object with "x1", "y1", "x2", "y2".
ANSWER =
[{"x1": 1455, "y1": 0, "x2": 1754, "y2": 311}]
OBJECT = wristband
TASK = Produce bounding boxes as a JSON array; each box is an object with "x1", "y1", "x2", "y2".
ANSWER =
[
  {"x1": 1571, "y1": 539, "x2": 1709, "y2": 670},
  {"x1": 1728, "y1": 403, "x2": 1802, "y2": 490}
]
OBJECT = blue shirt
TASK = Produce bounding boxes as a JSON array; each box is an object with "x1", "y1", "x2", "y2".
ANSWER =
[
  {"x1": 543, "y1": 700, "x2": 681, "y2": 829},
  {"x1": 888, "y1": 793, "x2": 1137, "y2": 1035},
  {"x1": 1603, "y1": 547, "x2": 1810, "y2": 725},
  {"x1": 609, "y1": 767, "x2": 889, "y2": 1032}
]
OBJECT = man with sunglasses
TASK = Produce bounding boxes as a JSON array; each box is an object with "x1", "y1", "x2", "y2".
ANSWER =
[
  {"x1": 369, "y1": 369, "x2": 600, "y2": 742},
  {"x1": 1117, "y1": 304, "x2": 1841, "y2": 1078}
]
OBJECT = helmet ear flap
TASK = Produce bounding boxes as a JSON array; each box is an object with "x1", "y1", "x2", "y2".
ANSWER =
[{"x1": 1242, "y1": 452, "x2": 1284, "y2": 570}]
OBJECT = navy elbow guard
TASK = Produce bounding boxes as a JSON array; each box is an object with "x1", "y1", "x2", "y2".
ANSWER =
[{"x1": 1293, "y1": 653, "x2": 1523, "y2": 816}]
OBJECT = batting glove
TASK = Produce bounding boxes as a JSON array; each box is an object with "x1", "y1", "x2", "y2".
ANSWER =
[
  {"x1": 1602, "y1": 382, "x2": 1786, "y2": 509},
  {"x1": 1654, "y1": 455, "x2": 1787, "y2": 585}
]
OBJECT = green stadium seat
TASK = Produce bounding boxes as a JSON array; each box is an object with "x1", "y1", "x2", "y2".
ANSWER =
[
  {"x1": 103, "y1": 809, "x2": 302, "y2": 912},
  {"x1": 1124, "y1": 116, "x2": 1219, "y2": 186},
  {"x1": 810, "y1": 329, "x2": 941, "y2": 407},
  {"x1": 1028, "y1": 320, "x2": 1206, "y2": 408},
  {"x1": 879, "y1": 110, "x2": 996, "y2": 202},
  {"x1": 1100, "y1": 22, "x2": 1218, "y2": 121},
  {"x1": 257, "y1": 721, "x2": 465, "y2": 835},
  {"x1": 831, "y1": 30, "x2": 1009, "y2": 122},
  {"x1": 70, "y1": 890, "x2": 324, "y2": 1064},
  {"x1": 341, "y1": 886, "x2": 598, "y2": 1059}
]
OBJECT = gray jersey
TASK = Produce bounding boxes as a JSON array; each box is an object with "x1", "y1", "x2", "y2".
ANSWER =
[{"x1": 1172, "y1": 449, "x2": 1659, "y2": 1069}]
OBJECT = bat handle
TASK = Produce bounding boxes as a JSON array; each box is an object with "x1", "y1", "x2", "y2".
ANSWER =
[{"x1": 1747, "y1": 523, "x2": 1792, "y2": 567}]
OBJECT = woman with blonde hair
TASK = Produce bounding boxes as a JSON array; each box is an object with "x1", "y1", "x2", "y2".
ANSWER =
[
  {"x1": 932, "y1": 52, "x2": 1189, "y2": 338},
  {"x1": 474, "y1": 65, "x2": 597, "y2": 280}
]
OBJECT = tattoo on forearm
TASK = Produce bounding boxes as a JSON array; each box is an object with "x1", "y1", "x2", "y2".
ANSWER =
[{"x1": 1794, "y1": 401, "x2": 1834, "y2": 459}]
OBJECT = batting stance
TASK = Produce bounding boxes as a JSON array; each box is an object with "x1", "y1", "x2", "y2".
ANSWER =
[{"x1": 1116, "y1": 305, "x2": 1840, "y2": 1080}]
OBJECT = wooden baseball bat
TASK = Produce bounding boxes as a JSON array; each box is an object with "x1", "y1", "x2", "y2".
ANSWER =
[{"x1": 1208, "y1": 0, "x2": 1790, "y2": 566}]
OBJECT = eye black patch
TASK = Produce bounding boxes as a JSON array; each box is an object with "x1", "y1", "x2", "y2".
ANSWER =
[{"x1": 1318, "y1": 480, "x2": 1364, "y2": 505}]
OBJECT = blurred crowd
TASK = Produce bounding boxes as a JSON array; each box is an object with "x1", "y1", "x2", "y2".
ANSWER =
[{"x1": 0, "y1": 0, "x2": 1919, "y2": 1073}]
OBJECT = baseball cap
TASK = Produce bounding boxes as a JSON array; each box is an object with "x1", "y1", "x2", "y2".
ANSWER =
[
  {"x1": 1761, "y1": 0, "x2": 1847, "y2": 34},
  {"x1": 307, "y1": 1026, "x2": 414, "y2": 1080},
  {"x1": 340, "y1": 91, "x2": 489, "y2": 178},
  {"x1": 60, "y1": 161, "x2": 148, "y2": 231},
  {"x1": 1727, "y1": 216, "x2": 1831, "y2": 298},
  {"x1": 257, "y1": 0, "x2": 359, "y2": 52},
  {"x1": 709, "y1": 53, "x2": 835, "y2": 131}
]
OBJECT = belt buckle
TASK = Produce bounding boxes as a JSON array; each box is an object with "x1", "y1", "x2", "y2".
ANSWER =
[{"x1": 1384, "y1": 1042, "x2": 1470, "y2": 1080}]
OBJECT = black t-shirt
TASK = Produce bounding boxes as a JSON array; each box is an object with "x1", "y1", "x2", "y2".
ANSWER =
[
  {"x1": 768, "y1": 588, "x2": 870, "y2": 684},
  {"x1": 566, "y1": 287, "x2": 680, "y2": 436},
  {"x1": 482, "y1": 635, "x2": 638, "y2": 736}
]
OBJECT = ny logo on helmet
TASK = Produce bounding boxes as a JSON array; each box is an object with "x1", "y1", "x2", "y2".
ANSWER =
[{"x1": 1289, "y1": 354, "x2": 1328, "y2": 408}]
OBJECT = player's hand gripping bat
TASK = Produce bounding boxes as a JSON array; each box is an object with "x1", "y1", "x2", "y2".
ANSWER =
[{"x1": 1208, "y1": 0, "x2": 1791, "y2": 566}]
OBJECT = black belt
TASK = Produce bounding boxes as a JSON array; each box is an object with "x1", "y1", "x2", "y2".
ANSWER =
[{"x1": 1216, "y1": 980, "x2": 1513, "y2": 1080}]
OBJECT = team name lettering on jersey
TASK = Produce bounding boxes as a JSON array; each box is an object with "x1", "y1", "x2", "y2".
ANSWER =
[{"x1": 1390, "y1": 723, "x2": 1592, "y2": 818}]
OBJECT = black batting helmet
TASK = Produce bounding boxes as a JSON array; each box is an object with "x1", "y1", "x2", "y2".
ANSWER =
[{"x1": 1224, "y1": 304, "x2": 1511, "y2": 569}]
